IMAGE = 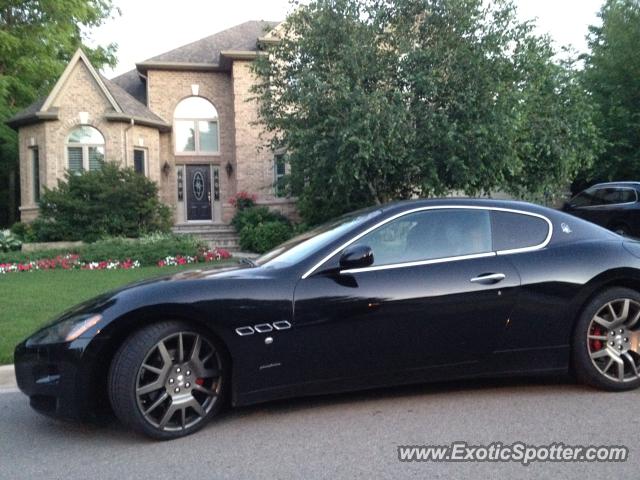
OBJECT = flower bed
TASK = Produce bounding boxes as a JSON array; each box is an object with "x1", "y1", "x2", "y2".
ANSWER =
[
  {"x1": 0, "y1": 248, "x2": 231, "y2": 275},
  {"x1": 157, "y1": 248, "x2": 231, "y2": 267}
]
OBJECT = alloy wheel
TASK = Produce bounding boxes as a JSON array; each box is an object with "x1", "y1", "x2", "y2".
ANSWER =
[
  {"x1": 135, "y1": 331, "x2": 222, "y2": 432},
  {"x1": 587, "y1": 298, "x2": 640, "y2": 383}
]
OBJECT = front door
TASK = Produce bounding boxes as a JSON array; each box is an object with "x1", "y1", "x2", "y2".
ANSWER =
[{"x1": 186, "y1": 165, "x2": 212, "y2": 221}]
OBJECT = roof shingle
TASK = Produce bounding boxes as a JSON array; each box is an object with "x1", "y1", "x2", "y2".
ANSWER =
[{"x1": 143, "y1": 20, "x2": 279, "y2": 65}]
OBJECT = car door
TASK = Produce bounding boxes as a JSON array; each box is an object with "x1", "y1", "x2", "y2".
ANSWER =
[{"x1": 289, "y1": 208, "x2": 521, "y2": 385}]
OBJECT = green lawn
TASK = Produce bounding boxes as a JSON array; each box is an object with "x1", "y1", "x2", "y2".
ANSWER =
[{"x1": 0, "y1": 262, "x2": 236, "y2": 365}]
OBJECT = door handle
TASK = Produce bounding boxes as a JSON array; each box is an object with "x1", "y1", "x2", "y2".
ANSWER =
[{"x1": 470, "y1": 273, "x2": 506, "y2": 284}]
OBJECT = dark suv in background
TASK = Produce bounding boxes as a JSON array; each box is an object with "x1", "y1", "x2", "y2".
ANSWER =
[{"x1": 563, "y1": 182, "x2": 640, "y2": 237}]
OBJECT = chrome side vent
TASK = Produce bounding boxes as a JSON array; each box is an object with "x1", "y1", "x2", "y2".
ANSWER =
[
  {"x1": 235, "y1": 326, "x2": 255, "y2": 336},
  {"x1": 272, "y1": 321, "x2": 292, "y2": 330},
  {"x1": 254, "y1": 323, "x2": 273, "y2": 333}
]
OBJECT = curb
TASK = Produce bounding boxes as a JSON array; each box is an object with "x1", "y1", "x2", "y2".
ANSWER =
[{"x1": 0, "y1": 364, "x2": 17, "y2": 391}]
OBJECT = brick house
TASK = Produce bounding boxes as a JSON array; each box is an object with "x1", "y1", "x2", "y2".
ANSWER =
[{"x1": 7, "y1": 21, "x2": 293, "y2": 245}]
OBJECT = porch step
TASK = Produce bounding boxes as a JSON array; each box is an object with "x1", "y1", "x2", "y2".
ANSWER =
[{"x1": 172, "y1": 224, "x2": 240, "y2": 251}]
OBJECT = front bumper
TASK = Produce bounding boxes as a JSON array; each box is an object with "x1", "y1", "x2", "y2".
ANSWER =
[{"x1": 14, "y1": 337, "x2": 105, "y2": 421}]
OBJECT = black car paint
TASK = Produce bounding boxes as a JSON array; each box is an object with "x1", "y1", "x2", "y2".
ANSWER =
[{"x1": 14, "y1": 199, "x2": 640, "y2": 421}]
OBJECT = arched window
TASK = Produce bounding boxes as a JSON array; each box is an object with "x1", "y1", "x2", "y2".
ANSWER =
[
  {"x1": 174, "y1": 97, "x2": 219, "y2": 154},
  {"x1": 66, "y1": 126, "x2": 105, "y2": 173}
]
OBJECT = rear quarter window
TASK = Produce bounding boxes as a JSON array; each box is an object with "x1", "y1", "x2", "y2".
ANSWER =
[{"x1": 491, "y1": 211, "x2": 550, "y2": 251}]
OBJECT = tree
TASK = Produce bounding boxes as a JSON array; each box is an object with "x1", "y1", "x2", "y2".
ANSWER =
[
  {"x1": 578, "y1": 0, "x2": 640, "y2": 189},
  {"x1": 0, "y1": 0, "x2": 119, "y2": 226},
  {"x1": 252, "y1": 0, "x2": 600, "y2": 224}
]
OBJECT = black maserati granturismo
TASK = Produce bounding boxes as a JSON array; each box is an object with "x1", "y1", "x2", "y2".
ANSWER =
[{"x1": 14, "y1": 199, "x2": 640, "y2": 439}]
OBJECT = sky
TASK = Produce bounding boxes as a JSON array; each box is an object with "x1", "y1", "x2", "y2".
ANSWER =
[{"x1": 90, "y1": 0, "x2": 604, "y2": 78}]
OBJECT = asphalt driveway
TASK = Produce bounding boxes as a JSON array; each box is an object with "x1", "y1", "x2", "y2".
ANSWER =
[{"x1": 0, "y1": 377, "x2": 638, "y2": 479}]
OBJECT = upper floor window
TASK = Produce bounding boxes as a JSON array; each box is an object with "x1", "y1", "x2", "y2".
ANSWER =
[
  {"x1": 174, "y1": 97, "x2": 219, "y2": 154},
  {"x1": 66, "y1": 126, "x2": 105, "y2": 174}
]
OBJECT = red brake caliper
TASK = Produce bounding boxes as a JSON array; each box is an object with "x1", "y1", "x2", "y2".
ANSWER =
[
  {"x1": 195, "y1": 378, "x2": 205, "y2": 386},
  {"x1": 590, "y1": 326, "x2": 604, "y2": 351}
]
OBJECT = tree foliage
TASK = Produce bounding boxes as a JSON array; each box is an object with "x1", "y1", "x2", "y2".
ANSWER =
[
  {"x1": 252, "y1": 0, "x2": 600, "y2": 223},
  {"x1": 0, "y1": 0, "x2": 119, "y2": 226},
  {"x1": 578, "y1": 0, "x2": 640, "y2": 188}
]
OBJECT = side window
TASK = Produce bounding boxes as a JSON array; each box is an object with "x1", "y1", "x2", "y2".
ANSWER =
[
  {"x1": 133, "y1": 149, "x2": 146, "y2": 175},
  {"x1": 274, "y1": 154, "x2": 286, "y2": 197},
  {"x1": 571, "y1": 188, "x2": 601, "y2": 207},
  {"x1": 599, "y1": 187, "x2": 636, "y2": 205},
  {"x1": 31, "y1": 147, "x2": 40, "y2": 203},
  {"x1": 352, "y1": 209, "x2": 492, "y2": 267},
  {"x1": 619, "y1": 188, "x2": 637, "y2": 203},
  {"x1": 599, "y1": 188, "x2": 622, "y2": 205},
  {"x1": 491, "y1": 211, "x2": 549, "y2": 252}
]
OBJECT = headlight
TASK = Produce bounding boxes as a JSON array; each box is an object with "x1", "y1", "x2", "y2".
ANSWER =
[{"x1": 26, "y1": 314, "x2": 102, "y2": 346}]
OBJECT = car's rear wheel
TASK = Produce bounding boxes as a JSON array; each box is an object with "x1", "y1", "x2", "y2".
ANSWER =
[
  {"x1": 573, "y1": 287, "x2": 640, "y2": 391},
  {"x1": 109, "y1": 321, "x2": 227, "y2": 439}
]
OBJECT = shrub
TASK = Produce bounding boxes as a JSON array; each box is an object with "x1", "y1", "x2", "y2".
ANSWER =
[
  {"x1": 231, "y1": 204, "x2": 293, "y2": 253},
  {"x1": 229, "y1": 191, "x2": 257, "y2": 211},
  {"x1": 10, "y1": 222, "x2": 36, "y2": 242},
  {"x1": 232, "y1": 206, "x2": 288, "y2": 232},
  {"x1": 79, "y1": 234, "x2": 208, "y2": 266},
  {"x1": 36, "y1": 163, "x2": 172, "y2": 242},
  {"x1": 30, "y1": 218, "x2": 69, "y2": 242},
  {"x1": 239, "y1": 221, "x2": 293, "y2": 253},
  {"x1": 0, "y1": 230, "x2": 22, "y2": 252}
]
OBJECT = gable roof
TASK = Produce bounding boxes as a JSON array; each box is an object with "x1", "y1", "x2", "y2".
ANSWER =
[
  {"x1": 7, "y1": 49, "x2": 170, "y2": 131},
  {"x1": 136, "y1": 20, "x2": 279, "y2": 73},
  {"x1": 110, "y1": 69, "x2": 147, "y2": 104},
  {"x1": 43, "y1": 49, "x2": 122, "y2": 113},
  {"x1": 7, "y1": 20, "x2": 281, "y2": 131}
]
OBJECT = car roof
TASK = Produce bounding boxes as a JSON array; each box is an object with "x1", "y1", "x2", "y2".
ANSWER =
[
  {"x1": 378, "y1": 197, "x2": 553, "y2": 216},
  {"x1": 374, "y1": 197, "x2": 617, "y2": 243},
  {"x1": 590, "y1": 181, "x2": 640, "y2": 189}
]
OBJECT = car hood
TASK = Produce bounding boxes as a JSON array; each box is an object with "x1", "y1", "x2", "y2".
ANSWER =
[{"x1": 30, "y1": 263, "x2": 267, "y2": 334}]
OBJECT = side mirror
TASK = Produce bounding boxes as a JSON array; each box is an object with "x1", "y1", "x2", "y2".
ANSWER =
[{"x1": 339, "y1": 245, "x2": 374, "y2": 270}]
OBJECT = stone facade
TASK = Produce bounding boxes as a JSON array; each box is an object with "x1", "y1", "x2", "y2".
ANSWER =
[{"x1": 8, "y1": 21, "x2": 296, "y2": 227}]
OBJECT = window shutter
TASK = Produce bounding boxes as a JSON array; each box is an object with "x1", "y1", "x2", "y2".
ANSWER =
[
  {"x1": 89, "y1": 147, "x2": 104, "y2": 171},
  {"x1": 67, "y1": 147, "x2": 83, "y2": 173}
]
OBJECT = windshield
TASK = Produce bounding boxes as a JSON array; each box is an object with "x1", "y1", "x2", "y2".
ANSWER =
[{"x1": 255, "y1": 207, "x2": 384, "y2": 269}]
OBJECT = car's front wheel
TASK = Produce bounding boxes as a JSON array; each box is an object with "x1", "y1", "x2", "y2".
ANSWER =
[
  {"x1": 109, "y1": 321, "x2": 227, "y2": 439},
  {"x1": 573, "y1": 287, "x2": 640, "y2": 391}
]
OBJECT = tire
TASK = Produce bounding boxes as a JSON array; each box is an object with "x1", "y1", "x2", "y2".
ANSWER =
[
  {"x1": 572, "y1": 287, "x2": 640, "y2": 391},
  {"x1": 108, "y1": 321, "x2": 228, "y2": 440}
]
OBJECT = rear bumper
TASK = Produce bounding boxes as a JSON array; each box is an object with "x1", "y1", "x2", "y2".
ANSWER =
[{"x1": 14, "y1": 338, "x2": 103, "y2": 421}]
